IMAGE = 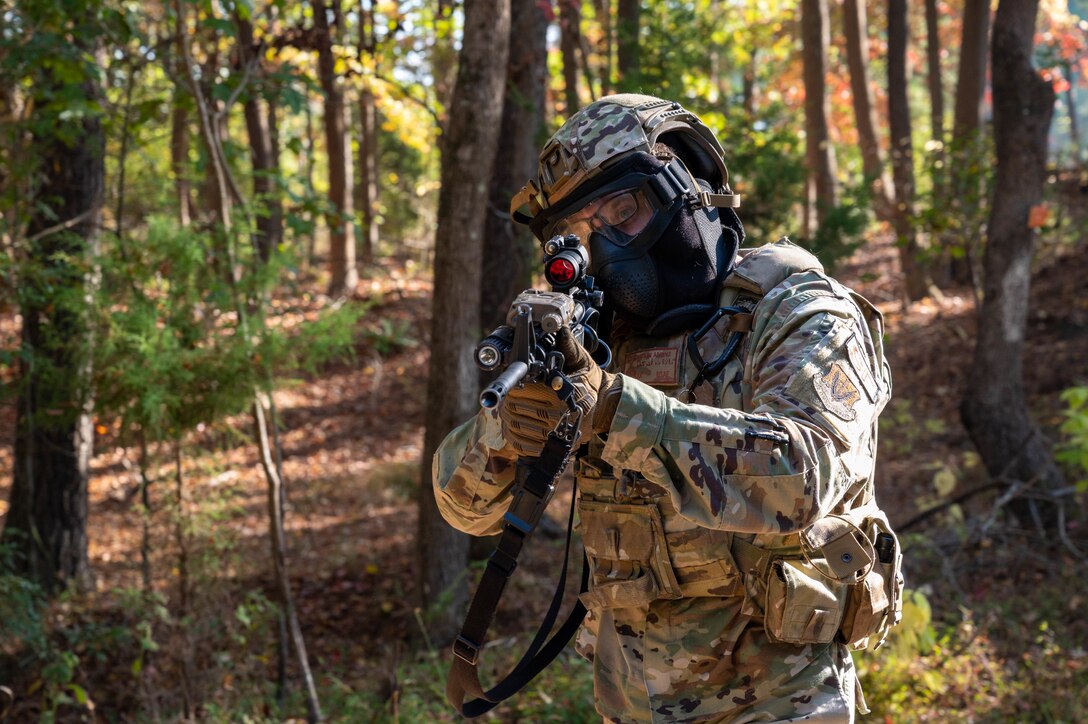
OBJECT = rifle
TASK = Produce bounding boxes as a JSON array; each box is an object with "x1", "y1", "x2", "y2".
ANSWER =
[
  {"x1": 447, "y1": 235, "x2": 609, "y2": 717},
  {"x1": 474, "y1": 234, "x2": 611, "y2": 410}
]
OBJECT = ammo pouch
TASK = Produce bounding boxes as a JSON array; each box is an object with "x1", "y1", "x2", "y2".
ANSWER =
[
  {"x1": 775, "y1": 504, "x2": 904, "y2": 650},
  {"x1": 763, "y1": 556, "x2": 849, "y2": 645},
  {"x1": 577, "y1": 500, "x2": 683, "y2": 610}
]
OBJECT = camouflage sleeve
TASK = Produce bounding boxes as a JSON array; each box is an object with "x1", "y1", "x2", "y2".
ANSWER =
[
  {"x1": 432, "y1": 407, "x2": 519, "y2": 536},
  {"x1": 600, "y1": 274, "x2": 890, "y2": 534}
]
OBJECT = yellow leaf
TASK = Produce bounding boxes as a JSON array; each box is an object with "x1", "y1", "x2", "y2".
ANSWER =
[{"x1": 933, "y1": 466, "x2": 957, "y2": 498}]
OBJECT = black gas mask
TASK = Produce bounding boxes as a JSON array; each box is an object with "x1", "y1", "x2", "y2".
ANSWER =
[{"x1": 535, "y1": 152, "x2": 743, "y2": 333}]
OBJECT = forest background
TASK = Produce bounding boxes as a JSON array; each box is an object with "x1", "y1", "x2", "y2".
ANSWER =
[{"x1": 1, "y1": 0, "x2": 1087, "y2": 720}]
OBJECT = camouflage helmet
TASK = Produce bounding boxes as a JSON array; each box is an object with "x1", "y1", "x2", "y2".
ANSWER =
[{"x1": 510, "y1": 94, "x2": 739, "y2": 230}]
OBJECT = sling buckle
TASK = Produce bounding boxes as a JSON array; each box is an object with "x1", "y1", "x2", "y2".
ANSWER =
[{"x1": 453, "y1": 635, "x2": 481, "y2": 665}]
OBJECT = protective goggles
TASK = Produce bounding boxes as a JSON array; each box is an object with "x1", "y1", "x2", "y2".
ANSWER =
[
  {"x1": 536, "y1": 157, "x2": 694, "y2": 243},
  {"x1": 549, "y1": 187, "x2": 655, "y2": 246}
]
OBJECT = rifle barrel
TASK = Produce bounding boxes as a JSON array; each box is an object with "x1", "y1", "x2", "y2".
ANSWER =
[{"x1": 479, "y1": 361, "x2": 530, "y2": 409}]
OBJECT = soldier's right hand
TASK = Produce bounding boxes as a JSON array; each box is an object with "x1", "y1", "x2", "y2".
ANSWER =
[{"x1": 498, "y1": 382, "x2": 568, "y2": 458}]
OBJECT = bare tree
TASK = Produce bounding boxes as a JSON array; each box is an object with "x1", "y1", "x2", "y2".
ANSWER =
[
  {"x1": 418, "y1": 0, "x2": 512, "y2": 646},
  {"x1": 961, "y1": 0, "x2": 1063, "y2": 529},
  {"x1": 314, "y1": 0, "x2": 358, "y2": 296},
  {"x1": 801, "y1": 0, "x2": 838, "y2": 237},
  {"x1": 888, "y1": 0, "x2": 930, "y2": 301},
  {"x1": 843, "y1": 0, "x2": 895, "y2": 222}
]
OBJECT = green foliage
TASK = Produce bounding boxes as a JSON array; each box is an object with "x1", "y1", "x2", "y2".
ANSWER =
[
  {"x1": 706, "y1": 104, "x2": 806, "y2": 245},
  {"x1": 0, "y1": 540, "x2": 50, "y2": 661},
  {"x1": 91, "y1": 217, "x2": 363, "y2": 442},
  {"x1": 879, "y1": 398, "x2": 950, "y2": 457},
  {"x1": 343, "y1": 647, "x2": 596, "y2": 723},
  {"x1": 0, "y1": 543, "x2": 147, "y2": 720},
  {"x1": 920, "y1": 133, "x2": 996, "y2": 270},
  {"x1": 362, "y1": 317, "x2": 417, "y2": 357},
  {"x1": 801, "y1": 179, "x2": 872, "y2": 272},
  {"x1": 859, "y1": 583, "x2": 1088, "y2": 721},
  {"x1": 376, "y1": 126, "x2": 437, "y2": 248},
  {"x1": 203, "y1": 645, "x2": 597, "y2": 723},
  {"x1": 1057, "y1": 386, "x2": 1088, "y2": 491}
]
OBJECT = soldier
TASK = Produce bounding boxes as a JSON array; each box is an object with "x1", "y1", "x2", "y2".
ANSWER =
[{"x1": 433, "y1": 94, "x2": 898, "y2": 723}]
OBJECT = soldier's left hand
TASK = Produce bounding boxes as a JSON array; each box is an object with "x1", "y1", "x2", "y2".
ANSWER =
[{"x1": 554, "y1": 328, "x2": 622, "y2": 437}]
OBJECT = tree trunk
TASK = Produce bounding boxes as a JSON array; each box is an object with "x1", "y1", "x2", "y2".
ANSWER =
[
  {"x1": 266, "y1": 100, "x2": 284, "y2": 253},
  {"x1": 432, "y1": 0, "x2": 458, "y2": 120},
  {"x1": 616, "y1": 0, "x2": 639, "y2": 92},
  {"x1": 961, "y1": 0, "x2": 1061, "y2": 530},
  {"x1": 356, "y1": 88, "x2": 379, "y2": 265},
  {"x1": 304, "y1": 99, "x2": 318, "y2": 265},
  {"x1": 1064, "y1": 62, "x2": 1081, "y2": 163},
  {"x1": 560, "y1": 0, "x2": 581, "y2": 114},
  {"x1": 925, "y1": 0, "x2": 945, "y2": 154},
  {"x1": 889, "y1": 0, "x2": 929, "y2": 301},
  {"x1": 356, "y1": 0, "x2": 379, "y2": 266},
  {"x1": 946, "y1": 0, "x2": 991, "y2": 286},
  {"x1": 742, "y1": 50, "x2": 757, "y2": 118},
  {"x1": 801, "y1": 0, "x2": 838, "y2": 236},
  {"x1": 953, "y1": 0, "x2": 990, "y2": 142},
  {"x1": 171, "y1": 31, "x2": 194, "y2": 228},
  {"x1": 843, "y1": 0, "x2": 895, "y2": 222},
  {"x1": 592, "y1": 0, "x2": 612, "y2": 95},
  {"x1": 480, "y1": 0, "x2": 546, "y2": 331},
  {"x1": 237, "y1": 14, "x2": 283, "y2": 264},
  {"x1": 2, "y1": 47, "x2": 103, "y2": 594},
  {"x1": 314, "y1": 0, "x2": 358, "y2": 296},
  {"x1": 419, "y1": 0, "x2": 511, "y2": 647}
]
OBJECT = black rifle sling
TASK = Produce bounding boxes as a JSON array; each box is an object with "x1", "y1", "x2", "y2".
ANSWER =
[{"x1": 446, "y1": 428, "x2": 588, "y2": 717}]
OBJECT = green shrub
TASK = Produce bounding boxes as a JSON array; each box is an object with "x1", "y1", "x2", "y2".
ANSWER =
[{"x1": 1057, "y1": 386, "x2": 1088, "y2": 491}]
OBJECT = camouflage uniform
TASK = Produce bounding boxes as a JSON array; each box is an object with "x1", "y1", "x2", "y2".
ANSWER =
[{"x1": 434, "y1": 239, "x2": 892, "y2": 723}]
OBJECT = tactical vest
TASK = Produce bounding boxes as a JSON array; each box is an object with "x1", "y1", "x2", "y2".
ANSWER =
[{"x1": 574, "y1": 238, "x2": 903, "y2": 653}]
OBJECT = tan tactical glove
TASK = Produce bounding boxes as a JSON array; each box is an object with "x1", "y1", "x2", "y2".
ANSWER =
[
  {"x1": 498, "y1": 380, "x2": 568, "y2": 457},
  {"x1": 498, "y1": 328, "x2": 623, "y2": 457},
  {"x1": 553, "y1": 327, "x2": 622, "y2": 437}
]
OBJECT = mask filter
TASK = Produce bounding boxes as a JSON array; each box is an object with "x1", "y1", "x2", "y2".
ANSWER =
[{"x1": 594, "y1": 250, "x2": 661, "y2": 322}]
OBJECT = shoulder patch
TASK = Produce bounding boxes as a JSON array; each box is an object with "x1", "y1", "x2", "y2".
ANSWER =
[{"x1": 813, "y1": 363, "x2": 861, "y2": 421}]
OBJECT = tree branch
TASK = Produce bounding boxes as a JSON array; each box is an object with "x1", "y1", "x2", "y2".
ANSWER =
[{"x1": 18, "y1": 210, "x2": 95, "y2": 246}]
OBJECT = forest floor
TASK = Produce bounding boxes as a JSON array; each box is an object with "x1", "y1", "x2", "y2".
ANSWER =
[{"x1": 2, "y1": 214, "x2": 1088, "y2": 721}]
